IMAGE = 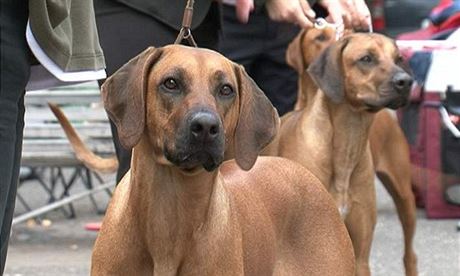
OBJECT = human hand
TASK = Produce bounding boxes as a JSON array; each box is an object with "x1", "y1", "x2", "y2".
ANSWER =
[
  {"x1": 319, "y1": 0, "x2": 372, "y2": 31},
  {"x1": 339, "y1": 0, "x2": 372, "y2": 30},
  {"x1": 264, "y1": 0, "x2": 316, "y2": 28},
  {"x1": 235, "y1": 0, "x2": 255, "y2": 23}
]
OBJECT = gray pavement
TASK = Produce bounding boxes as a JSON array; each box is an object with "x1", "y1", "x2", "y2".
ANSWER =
[{"x1": 4, "y1": 175, "x2": 460, "y2": 276}]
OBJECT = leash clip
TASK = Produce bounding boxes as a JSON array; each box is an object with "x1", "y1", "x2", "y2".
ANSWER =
[
  {"x1": 174, "y1": 0, "x2": 198, "y2": 47},
  {"x1": 314, "y1": 18, "x2": 343, "y2": 41},
  {"x1": 314, "y1": 18, "x2": 329, "y2": 29}
]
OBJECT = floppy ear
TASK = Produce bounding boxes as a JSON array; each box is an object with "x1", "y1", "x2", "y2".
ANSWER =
[
  {"x1": 307, "y1": 38, "x2": 349, "y2": 103},
  {"x1": 101, "y1": 47, "x2": 162, "y2": 149},
  {"x1": 396, "y1": 45, "x2": 414, "y2": 77},
  {"x1": 286, "y1": 30, "x2": 306, "y2": 73},
  {"x1": 233, "y1": 65, "x2": 279, "y2": 171}
]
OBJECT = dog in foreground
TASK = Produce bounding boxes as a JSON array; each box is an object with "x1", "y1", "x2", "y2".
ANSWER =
[
  {"x1": 284, "y1": 26, "x2": 418, "y2": 276},
  {"x1": 86, "y1": 45, "x2": 354, "y2": 275},
  {"x1": 266, "y1": 32, "x2": 414, "y2": 276}
]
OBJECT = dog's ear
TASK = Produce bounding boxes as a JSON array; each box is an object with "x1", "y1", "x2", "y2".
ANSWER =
[
  {"x1": 286, "y1": 30, "x2": 306, "y2": 73},
  {"x1": 396, "y1": 42, "x2": 414, "y2": 76},
  {"x1": 307, "y1": 38, "x2": 349, "y2": 103},
  {"x1": 102, "y1": 47, "x2": 162, "y2": 149},
  {"x1": 233, "y1": 65, "x2": 279, "y2": 171}
]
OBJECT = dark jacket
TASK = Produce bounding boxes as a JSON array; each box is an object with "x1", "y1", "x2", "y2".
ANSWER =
[
  {"x1": 115, "y1": 0, "x2": 318, "y2": 30},
  {"x1": 115, "y1": 0, "x2": 214, "y2": 30}
]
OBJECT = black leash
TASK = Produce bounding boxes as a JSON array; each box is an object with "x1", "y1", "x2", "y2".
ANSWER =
[{"x1": 174, "y1": 0, "x2": 198, "y2": 47}]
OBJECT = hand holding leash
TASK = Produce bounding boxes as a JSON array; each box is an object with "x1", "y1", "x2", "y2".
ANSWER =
[
  {"x1": 314, "y1": 17, "x2": 344, "y2": 41},
  {"x1": 316, "y1": 0, "x2": 372, "y2": 40}
]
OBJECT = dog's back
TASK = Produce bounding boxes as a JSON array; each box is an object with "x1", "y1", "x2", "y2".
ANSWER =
[{"x1": 222, "y1": 156, "x2": 354, "y2": 275}]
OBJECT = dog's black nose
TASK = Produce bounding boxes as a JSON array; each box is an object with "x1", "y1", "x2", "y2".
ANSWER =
[
  {"x1": 190, "y1": 112, "x2": 220, "y2": 141},
  {"x1": 392, "y1": 72, "x2": 413, "y2": 92}
]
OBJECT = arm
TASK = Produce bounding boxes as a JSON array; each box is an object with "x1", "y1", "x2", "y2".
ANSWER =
[
  {"x1": 236, "y1": 0, "x2": 316, "y2": 28},
  {"x1": 236, "y1": 0, "x2": 371, "y2": 32},
  {"x1": 320, "y1": 0, "x2": 371, "y2": 31}
]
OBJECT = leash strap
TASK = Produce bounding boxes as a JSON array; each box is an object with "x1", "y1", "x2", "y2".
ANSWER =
[{"x1": 174, "y1": 0, "x2": 198, "y2": 47}]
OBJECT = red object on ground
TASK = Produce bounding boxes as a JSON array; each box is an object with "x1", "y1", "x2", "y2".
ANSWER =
[
  {"x1": 408, "y1": 93, "x2": 460, "y2": 218},
  {"x1": 85, "y1": 222, "x2": 102, "y2": 232},
  {"x1": 397, "y1": 0, "x2": 460, "y2": 218}
]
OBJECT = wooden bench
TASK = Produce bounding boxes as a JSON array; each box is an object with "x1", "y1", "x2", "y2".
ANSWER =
[{"x1": 16, "y1": 82, "x2": 115, "y2": 223}]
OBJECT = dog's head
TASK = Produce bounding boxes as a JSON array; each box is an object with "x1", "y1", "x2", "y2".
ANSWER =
[
  {"x1": 286, "y1": 26, "x2": 337, "y2": 74},
  {"x1": 102, "y1": 45, "x2": 278, "y2": 174},
  {"x1": 307, "y1": 33, "x2": 413, "y2": 112}
]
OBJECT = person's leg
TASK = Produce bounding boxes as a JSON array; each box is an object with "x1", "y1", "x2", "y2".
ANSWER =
[
  {"x1": 251, "y1": 55, "x2": 298, "y2": 115},
  {"x1": 95, "y1": 0, "x2": 178, "y2": 182},
  {"x1": 0, "y1": 0, "x2": 30, "y2": 273},
  {"x1": 219, "y1": 4, "x2": 264, "y2": 69},
  {"x1": 251, "y1": 16, "x2": 299, "y2": 115},
  {"x1": 219, "y1": 5, "x2": 299, "y2": 115},
  {"x1": 95, "y1": 0, "x2": 220, "y2": 183},
  {"x1": 191, "y1": 2, "x2": 220, "y2": 50}
]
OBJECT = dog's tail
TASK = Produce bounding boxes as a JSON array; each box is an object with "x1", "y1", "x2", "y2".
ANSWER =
[{"x1": 48, "y1": 102, "x2": 118, "y2": 174}]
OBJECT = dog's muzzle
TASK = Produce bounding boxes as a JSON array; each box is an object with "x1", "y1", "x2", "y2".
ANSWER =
[
  {"x1": 164, "y1": 110, "x2": 225, "y2": 172},
  {"x1": 392, "y1": 71, "x2": 413, "y2": 95},
  {"x1": 386, "y1": 71, "x2": 413, "y2": 109}
]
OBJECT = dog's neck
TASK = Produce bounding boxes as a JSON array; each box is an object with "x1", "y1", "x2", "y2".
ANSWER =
[
  {"x1": 130, "y1": 138, "x2": 233, "y2": 271},
  {"x1": 303, "y1": 91, "x2": 375, "y2": 216},
  {"x1": 294, "y1": 71, "x2": 317, "y2": 110}
]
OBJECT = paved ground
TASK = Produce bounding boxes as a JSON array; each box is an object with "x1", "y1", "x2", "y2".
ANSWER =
[{"x1": 4, "y1": 173, "x2": 460, "y2": 276}]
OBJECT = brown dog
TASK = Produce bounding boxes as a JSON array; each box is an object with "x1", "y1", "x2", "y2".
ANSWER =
[
  {"x1": 267, "y1": 32, "x2": 414, "y2": 276},
  {"x1": 284, "y1": 27, "x2": 417, "y2": 276},
  {"x1": 89, "y1": 45, "x2": 354, "y2": 275}
]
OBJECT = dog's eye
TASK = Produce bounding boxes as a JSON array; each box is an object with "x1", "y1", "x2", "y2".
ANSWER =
[
  {"x1": 219, "y1": 85, "x2": 234, "y2": 97},
  {"x1": 359, "y1": 55, "x2": 373, "y2": 63},
  {"x1": 315, "y1": 34, "x2": 327, "y2": 42},
  {"x1": 395, "y1": 55, "x2": 404, "y2": 64},
  {"x1": 163, "y1": 78, "x2": 179, "y2": 90}
]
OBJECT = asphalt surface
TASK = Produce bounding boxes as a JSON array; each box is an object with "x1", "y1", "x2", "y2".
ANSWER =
[{"x1": 4, "y1": 174, "x2": 460, "y2": 276}]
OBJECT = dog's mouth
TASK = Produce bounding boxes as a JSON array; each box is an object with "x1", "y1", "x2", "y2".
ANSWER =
[
  {"x1": 163, "y1": 109, "x2": 226, "y2": 173},
  {"x1": 164, "y1": 147, "x2": 223, "y2": 173},
  {"x1": 365, "y1": 98, "x2": 407, "y2": 112},
  {"x1": 364, "y1": 103, "x2": 381, "y2": 113},
  {"x1": 385, "y1": 96, "x2": 408, "y2": 109},
  {"x1": 364, "y1": 91, "x2": 409, "y2": 112}
]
